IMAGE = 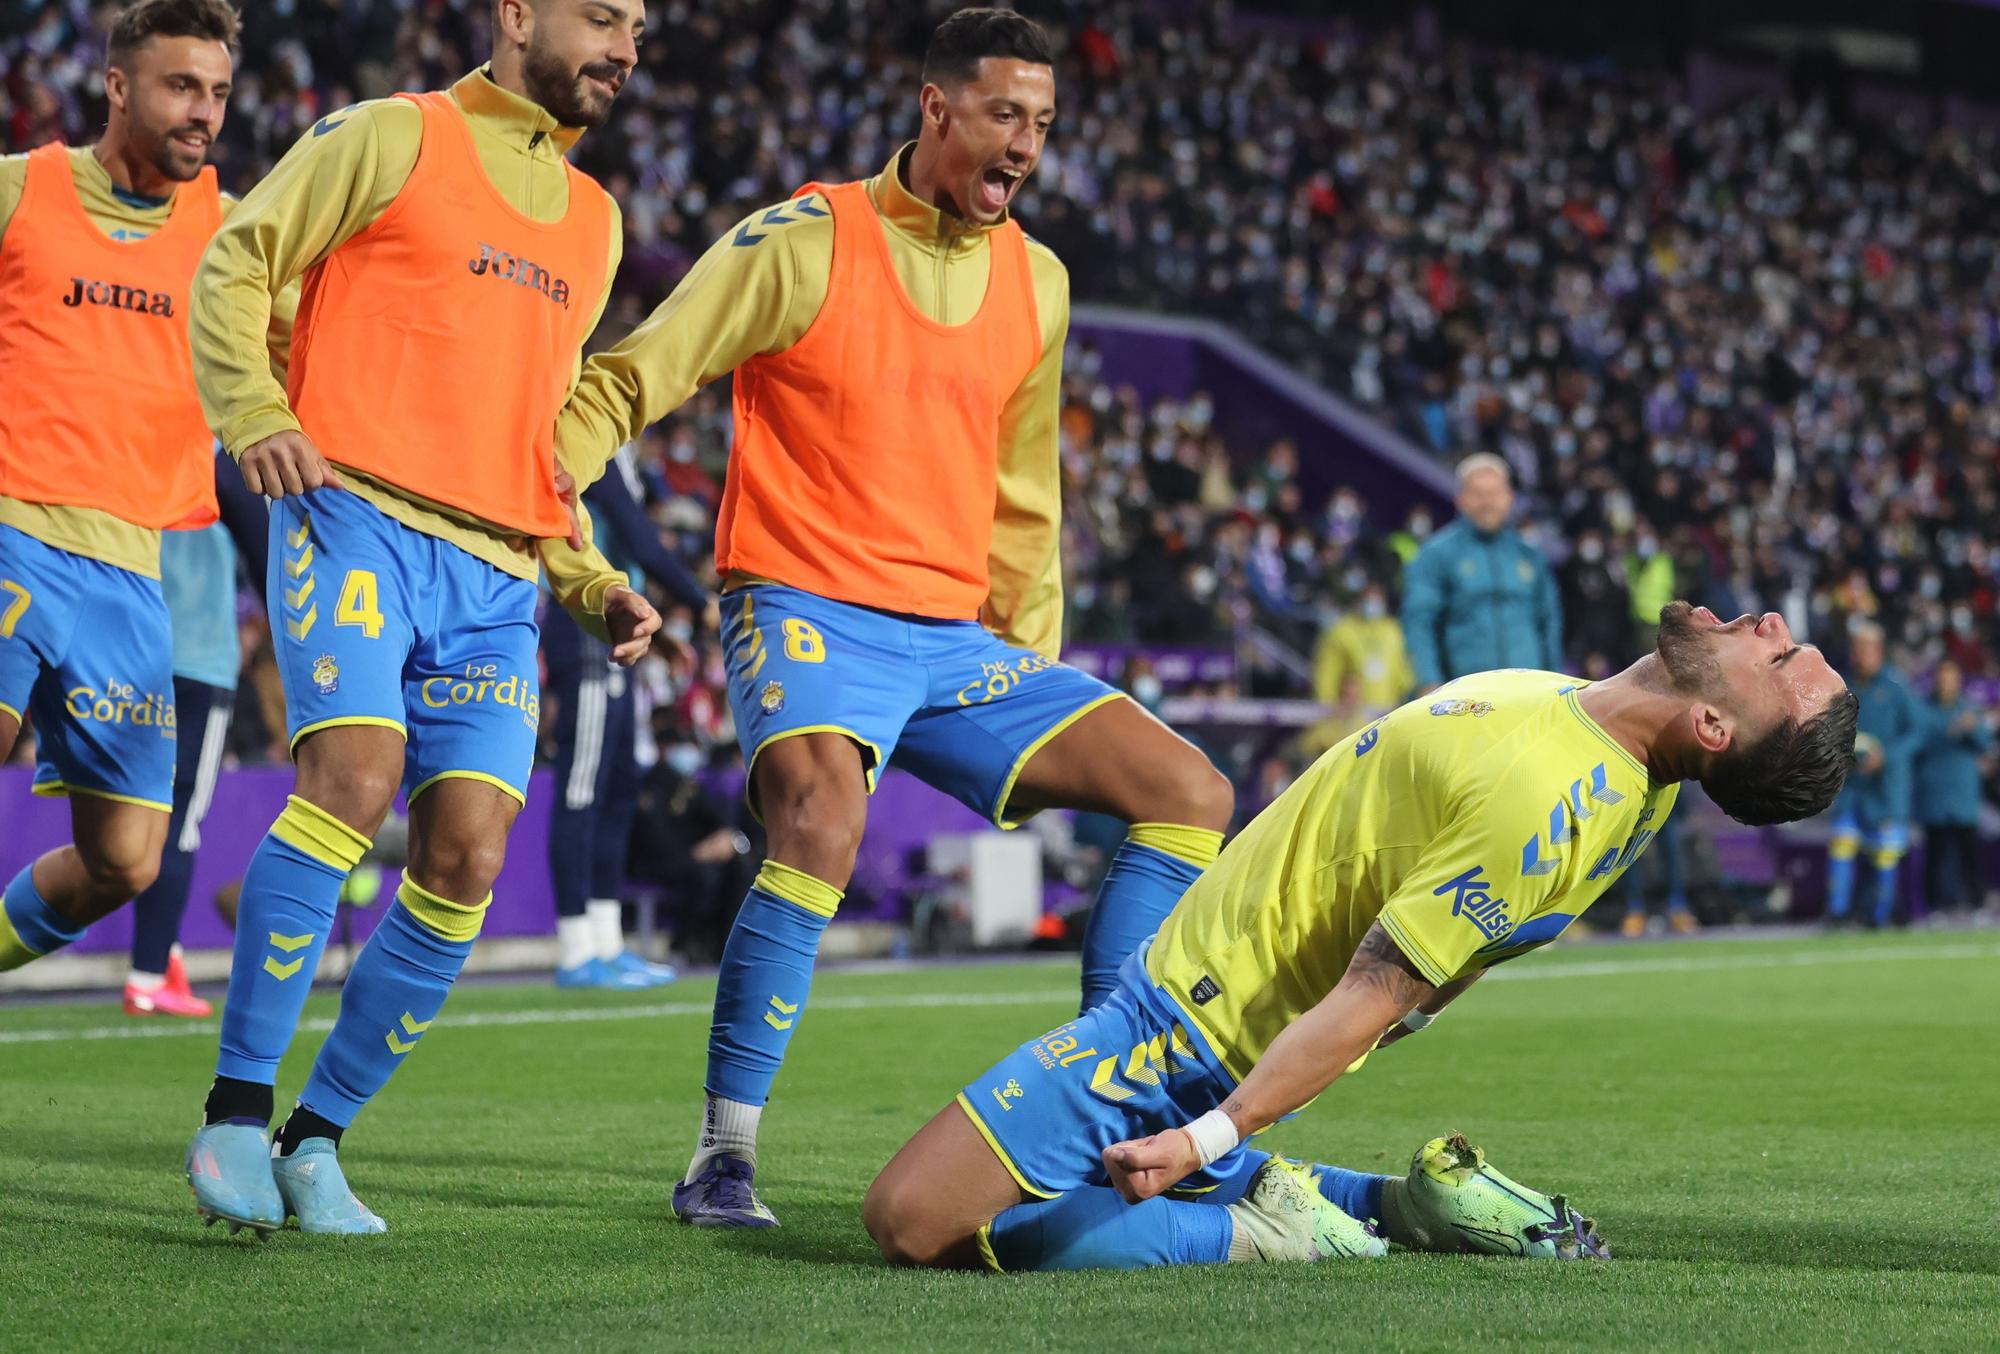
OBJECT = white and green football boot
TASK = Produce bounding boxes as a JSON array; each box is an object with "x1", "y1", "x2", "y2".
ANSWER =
[
  {"x1": 1381, "y1": 1133, "x2": 1608, "y2": 1259},
  {"x1": 1226, "y1": 1157, "x2": 1388, "y2": 1263}
]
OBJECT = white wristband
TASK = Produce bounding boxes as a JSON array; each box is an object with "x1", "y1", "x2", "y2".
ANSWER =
[
  {"x1": 1182, "y1": 1108, "x2": 1240, "y2": 1168},
  {"x1": 1399, "y1": 1008, "x2": 1437, "y2": 1033}
]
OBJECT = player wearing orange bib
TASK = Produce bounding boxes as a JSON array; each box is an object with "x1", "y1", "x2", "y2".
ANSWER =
[
  {"x1": 555, "y1": 9, "x2": 1235, "y2": 1227},
  {"x1": 182, "y1": 0, "x2": 659, "y2": 1237},
  {"x1": 0, "y1": 0, "x2": 240, "y2": 979}
]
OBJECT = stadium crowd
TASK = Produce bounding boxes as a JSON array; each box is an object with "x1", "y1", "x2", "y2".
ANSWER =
[{"x1": 6, "y1": 2, "x2": 1999, "y2": 881}]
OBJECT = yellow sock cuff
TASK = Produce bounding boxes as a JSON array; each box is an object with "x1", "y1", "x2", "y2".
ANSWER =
[
  {"x1": 756, "y1": 860, "x2": 844, "y2": 919},
  {"x1": 1129, "y1": 823, "x2": 1225, "y2": 870},
  {"x1": 269, "y1": 795, "x2": 373, "y2": 872},
  {"x1": 396, "y1": 873, "x2": 490, "y2": 943},
  {"x1": 1871, "y1": 850, "x2": 1905, "y2": 870},
  {"x1": 0, "y1": 908, "x2": 39, "y2": 971}
]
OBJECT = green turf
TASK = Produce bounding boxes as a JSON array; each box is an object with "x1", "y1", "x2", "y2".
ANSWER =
[{"x1": 2, "y1": 932, "x2": 1997, "y2": 1352}]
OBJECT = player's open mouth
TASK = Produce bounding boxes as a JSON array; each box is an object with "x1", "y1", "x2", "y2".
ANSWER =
[
  {"x1": 586, "y1": 73, "x2": 623, "y2": 98},
  {"x1": 976, "y1": 164, "x2": 1025, "y2": 214},
  {"x1": 172, "y1": 132, "x2": 209, "y2": 153}
]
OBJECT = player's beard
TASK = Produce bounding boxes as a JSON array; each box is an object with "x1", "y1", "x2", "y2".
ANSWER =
[
  {"x1": 145, "y1": 120, "x2": 211, "y2": 183},
  {"x1": 521, "y1": 39, "x2": 623, "y2": 129},
  {"x1": 1654, "y1": 601, "x2": 1728, "y2": 700}
]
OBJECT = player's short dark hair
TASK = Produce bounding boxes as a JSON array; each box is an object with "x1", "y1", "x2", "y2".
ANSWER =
[
  {"x1": 107, "y1": 0, "x2": 241, "y2": 68},
  {"x1": 1701, "y1": 689, "x2": 1860, "y2": 826},
  {"x1": 922, "y1": 8, "x2": 1055, "y2": 89}
]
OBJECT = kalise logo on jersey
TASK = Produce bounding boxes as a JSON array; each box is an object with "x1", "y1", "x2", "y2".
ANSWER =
[{"x1": 467, "y1": 243, "x2": 572, "y2": 307}]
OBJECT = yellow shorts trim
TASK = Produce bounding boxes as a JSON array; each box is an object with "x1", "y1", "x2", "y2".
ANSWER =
[
  {"x1": 0, "y1": 700, "x2": 20, "y2": 725},
  {"x1": 954, "y1": 1092, "x2": 1059, "y2": 1201},
  {"x1": 29, "y1": 779, "x2": 171, "y2": 814},
  {"x1": 745, "y1": 724, "x2": 885, "y2": 825},
  {"x1": 407, "y1": 768, "x2": 528, "y2": 808},
  {"x1": 974, "y1": 1222, "x2": 1004, "y2": 1273},
  {"x1": 991, "y1": 693, "x2": 1126, "y2": 829},
  {"x1": 290, "y1": 715, "x2": 407, "y2": 756}
]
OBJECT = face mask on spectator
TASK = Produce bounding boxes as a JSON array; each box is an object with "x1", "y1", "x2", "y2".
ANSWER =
[
  {"x1": 1131, "y1": 674, "x2": 1164, "y2": 707},
  {"x1": 1635, "y1": 535, "x2": 1659, "y2": 558},
  {"x1": 1580, "y1": 538, "x2": 1604, "y2": 563},
  {"x1": 664, "y1": 744, "x2": 703, "y2": 776},
  {"x1": 1361, "y1": 596, "x2": 1386, "y2": 620},
  {"x1": 664, "y1": 618, "x2": 693, "y2": 644}
]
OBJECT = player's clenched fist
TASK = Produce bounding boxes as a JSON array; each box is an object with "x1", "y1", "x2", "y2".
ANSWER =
[
  {"x1": 604, "y1": 584, "x2": 662, "y2": 666},
  {"x1": 1102, "y1": 1129, "x2": 1201, "y2": 1203},
  {"x1": 236, "y1": 429, "x2": 345, "y2": 499}
]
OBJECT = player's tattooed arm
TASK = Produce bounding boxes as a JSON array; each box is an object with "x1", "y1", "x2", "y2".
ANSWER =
[
  {"x1": 1222, "y1": 924, "x2": 1435, "y2": 1137},
  {"x1": 1377, "y1": 967, "x2": 1483, "y2": 1050}
]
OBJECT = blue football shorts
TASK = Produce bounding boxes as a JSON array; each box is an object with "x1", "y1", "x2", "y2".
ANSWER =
[
  {"x1": 0, "y1": 523, "x2": 176, "y2": 811},
  {"x1": 956, "y1": 946, "x2": 1261, "y2": 1199},
  {"x1": 268, "y1": 488, "x2": 540, "y2": 804},
  {"x1": 719, "y1": 582, "x2": 1124, "y2": 825}
]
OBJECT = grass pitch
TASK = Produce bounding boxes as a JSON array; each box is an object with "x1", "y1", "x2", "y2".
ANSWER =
[{"x1": 2, "y1": 932, "x2": 1996, "y2": 1353}]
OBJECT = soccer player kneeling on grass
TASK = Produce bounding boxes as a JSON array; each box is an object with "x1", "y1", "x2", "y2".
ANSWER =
[{"x1": 866, "y1": 605, "x2": 1858, "y2": 1270}]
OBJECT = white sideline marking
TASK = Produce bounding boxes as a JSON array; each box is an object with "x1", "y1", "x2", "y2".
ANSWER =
[{"x1": 1, "y1": 940, "x2": 1994, "y2": 1046}]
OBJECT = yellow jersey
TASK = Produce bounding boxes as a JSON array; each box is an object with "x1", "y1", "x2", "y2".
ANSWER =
[{"x1": 1147, "y1": 669, "x2": 1678, "y2": 1080}]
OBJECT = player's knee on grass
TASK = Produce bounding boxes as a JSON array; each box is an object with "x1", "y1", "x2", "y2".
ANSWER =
[
  {"x1": 756, "y1": 737, "x2": 869, "y2": 885},
  {"x1": 861, "y1": 1169, "x2": 982, "y2": 1269},
  {"x1": 292, "y1": 729, "x2": 404, "y2": 838}
]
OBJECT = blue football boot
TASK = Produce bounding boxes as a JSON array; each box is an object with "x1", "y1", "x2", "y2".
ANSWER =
[
  {"x1": 672, "y1": 1153, "x2": 779, "y2": 1228},
  {"x1": 271, "y1": 1137, "x2": 387, "y2": 1235},
  {"x1": 186, "y1": 1122, "x2": 283, "y2": 1238},
  {"x1": 556, "y1": 957, "x2": 651, "y2": 990},
  {"x1": 607, "y1": 949, "x2": 677, "y2": 987}
]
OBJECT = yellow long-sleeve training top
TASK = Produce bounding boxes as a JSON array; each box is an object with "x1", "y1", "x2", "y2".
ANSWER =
[
  {"x1": 190, "y1": 68, "x2": 625, "y2": 613},
  {"x1": 554, "y1": 145, "x2": 1069, "y2": 658},
  {"x1": 0, "y1": 146, "x2": 295, "y2": 579}
]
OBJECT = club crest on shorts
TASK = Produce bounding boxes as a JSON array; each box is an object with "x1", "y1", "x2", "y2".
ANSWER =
[
  {"x1": 760, "y1": 680, "x2": 785, "y2": 714},
  {"x1": 312, "y1": 654, "x2": 340, "y2": 695}
]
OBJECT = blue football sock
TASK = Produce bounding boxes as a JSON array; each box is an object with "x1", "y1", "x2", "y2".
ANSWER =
[
  {"x1": 1230, "y1": 1148, "x2": 1386, "y2": 1221},
  {"x1": 1079, "y1": 825, "x2": 1219, "y2": 1013},
  {"x1": 215, "y1": 797, "x2": 370, "y2": 1085},
  {"x1": 1825, "y1": 850, "x2": 1857, "y2": 918},
  {"x1": 704, "y1": 862, "x2": 841, "y2": 1106},
  {"x1": 1871, "y1": 862, "x2": 1901, "y2": 927},
  {"x1": 0, "y1": 863, "x2": 86, "y2": 971},
  {"x1": 298, "y1": 877, "x2": 484, "y2": 1127},
  {"x1": 984, "y1": 1187, "x2": 1233, "y2": 1271}
]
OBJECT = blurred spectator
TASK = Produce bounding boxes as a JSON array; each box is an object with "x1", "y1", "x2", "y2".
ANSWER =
[
  {"x1": 1559, "y1": 527, "x2": 1630, "y2": 679},
  {"x1": 1827, "y1": 623, "x2": 1922, "y2": 927},
  {"x1": 1297, "y1": 670, "x2": 1375, "y2": 762},
  {"x1": 629, "y1": 712, "x2": 757, "y2": 964},
  {"x1": 1915, "y1": 660, "x2": 1992, "y2": 918},
  {"x1": 1311, "y1": 581, "x2": 1412, "y2": 712},
  {"x1": 1401, "y1": 454, "x2": 1562, "y2": 690}
]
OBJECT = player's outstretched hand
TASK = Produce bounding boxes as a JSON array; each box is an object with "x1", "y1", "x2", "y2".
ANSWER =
[
  {"x1": 1103, "y1": 1129, "x2": 1201, "y2": 1204},
  {"x1": 603, "y1": 584, "x2": 661, "y2": 666},
  {"x1": 237, "y1": 429, "x2": 344, "y2": 498},
  {"x1": 553, "y1": 468, "x2": 585, "y2": 551}
]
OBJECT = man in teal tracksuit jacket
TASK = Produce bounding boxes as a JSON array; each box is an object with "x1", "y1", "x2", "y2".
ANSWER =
[
  {"x1": 1829, "y1": 622, "x2": 1923, "y2": 926},
  {"x1": 1400, "y1": 454, "x2": 1563, "y2": 689}
]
